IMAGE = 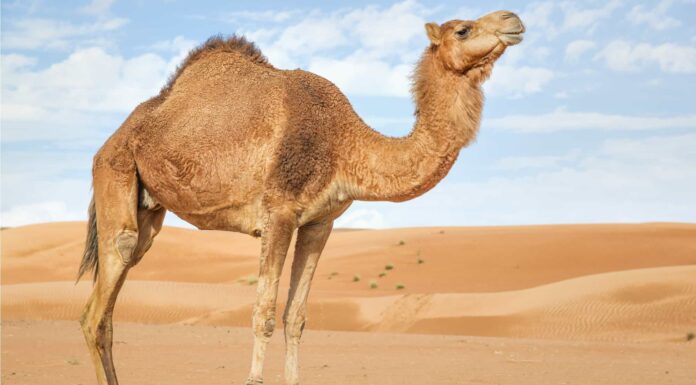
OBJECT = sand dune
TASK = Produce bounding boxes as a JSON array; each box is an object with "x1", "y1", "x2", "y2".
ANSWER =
[
  {"x1": 3, "y1": 222, "x2": 695, "y2": 342},
  {"x1": 3, "y1": 266, "x2": 695, "y2": 342},
  {"x1": 4, "y1": 222, "x2": 696, "y2": 289},
  {"x1": 4, "y1": 222, "x2": 696, "y2": 385}
]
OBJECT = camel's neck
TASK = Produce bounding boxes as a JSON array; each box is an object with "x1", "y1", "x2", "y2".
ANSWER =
[{"x1": 344, "y1": 50, "x2": 488, "y2": 202}]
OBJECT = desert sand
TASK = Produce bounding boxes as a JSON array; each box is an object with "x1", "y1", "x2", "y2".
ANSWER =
[{"x1": 3, "y1": 222, "x2": 696, "y2": 384}]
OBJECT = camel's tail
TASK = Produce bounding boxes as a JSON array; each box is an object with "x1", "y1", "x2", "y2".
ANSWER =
[{"x1": 76, "y1": 196, "x2": 99, "y2": 283}]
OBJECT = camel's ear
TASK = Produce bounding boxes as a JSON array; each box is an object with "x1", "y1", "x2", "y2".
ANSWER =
[{"x1": 425, "y1": 22, "x2": 442, "y2": 45}]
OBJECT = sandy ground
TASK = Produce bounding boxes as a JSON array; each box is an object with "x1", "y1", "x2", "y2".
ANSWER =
[
  {"x1": 2, "y1": 222, "x2": 696, "y2": 384},
  {"x1": 4, "y1": 320, "x2": 696, "y2": 385}
]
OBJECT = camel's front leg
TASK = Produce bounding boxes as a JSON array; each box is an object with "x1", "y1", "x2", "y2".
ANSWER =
[
  {"x1": 283, "y1": 220, "x2": 333, "y2": 385},
  {"x1": 246, "y1": 209, "x2": 297, "y2": 385}
]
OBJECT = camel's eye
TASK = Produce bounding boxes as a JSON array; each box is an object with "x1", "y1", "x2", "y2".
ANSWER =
[{"x1": 456, "y1": 27, "x2": 471, "y2": 39}]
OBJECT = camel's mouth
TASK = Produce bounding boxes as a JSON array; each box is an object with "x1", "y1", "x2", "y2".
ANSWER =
[
  {"x1": 498, "y1": 31, "x2": 524, "y2": 46},
  {"x1": 497, "y1": 20, "x2": 525, "y2": 46}
]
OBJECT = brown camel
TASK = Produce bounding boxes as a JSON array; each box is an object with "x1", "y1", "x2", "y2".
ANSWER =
[{"x1": 77, "y1": 10, "x2": 524, "y2": 385}]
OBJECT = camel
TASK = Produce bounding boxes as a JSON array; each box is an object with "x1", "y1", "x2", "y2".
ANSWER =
[{"x1": 76, "y1": 10, "x2": 524, "y2": 385}]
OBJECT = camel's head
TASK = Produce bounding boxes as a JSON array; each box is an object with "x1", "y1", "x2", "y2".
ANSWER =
[{"x1": 425, "y1": 10, "x2": 524, "y2": 74}]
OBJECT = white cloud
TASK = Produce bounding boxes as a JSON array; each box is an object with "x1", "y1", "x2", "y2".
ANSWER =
[
  {"x1": 309, "y1": 54, "x2": 412, "y2": 97},
  {"x1": 1, "y1": 53, "x2": 37, "y2": 71},
  {"x1": 453, "y1": 6, "x2": 481, "y2": 21},
  {"x1": 0, "y1": 106, "x2": 115, "y2": 142},
  {"x1": 628, "y1": 1, "x2": 681, "y2": 30},
  {"x1": 600, "y1": 136, "x2": 696, "y2": 168},
  {"x1": 3, "y1": 47, "x2": 167, "y2": 111},
  {"x1": 80, "y1": 0, "x2": 116, "y2": 16},
  {"x1": 341, "y1": 0, "x2": 427, "y2": 54},
  {"x1": 247, "y1": 7, "x2": 357, "y2": 69},
  {"x1": 559, "y1": 0, "x2": 623, "y2": 32},
  {"x1": 485, "y1": 65, "x2": 555, "y2": 98},
  {"x1": 2, "y1": 39, "x2": 194, "y2": 142},
  {"x1": 0, "y1": 201, "x2": 84, "y2": 227},
  {"x1": 598, "y1": 40, "x2": 696, "y2": 73},
  {"x1": 1, "y1": 148, "x2": 94, "y2": 228},
  {"x1": 244, "y1": 1, "x2": 430, "y2": 93},
  {"x1": 151, "y1": 36, "x2": 197, "y2": 53},
  {"x1": 502, "y1": 42, "x2": 552, "y2": 67},
  {"x1": 520, "y1": 0, "x2": 624, "y2": 37},
  {"x1": 565, "y1": 39, "x2": 596, "y2": 62},
  {"x1": 493, "y1": 152, "x2": 580, "y2": 171},
  {"x1": 2, "y1": 17, "x2": 129, "y2": 50},
  {"x1": 487, "y1": 108, "x2": 696, "y2": 132},
  {"x1": 255, "y1": 17, "x2": 349, "y2": 69},
  {"x1": 519, "y1": 2, "x2": 556, "y2": 36},
  {"x1": 224, "y1": 10, "x2": 299, "y2": 23}
]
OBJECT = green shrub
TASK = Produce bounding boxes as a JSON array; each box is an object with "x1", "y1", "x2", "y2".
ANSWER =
[
  {"x1": 66, "y1": 358, "x2": 79, "y2": 366},
  {"x1": 238, "y1": 275, "x2": 258, "y2": 285}
]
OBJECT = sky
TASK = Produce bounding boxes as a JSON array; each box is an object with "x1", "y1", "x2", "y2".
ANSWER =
[{"x1": 2, "y1": 0, "x2": 695, "y2": 229}]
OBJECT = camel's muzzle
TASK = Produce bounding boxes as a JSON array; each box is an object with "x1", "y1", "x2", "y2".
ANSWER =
[{"x1": 496, "y1": 12, "x2": 525, "y2": 46}]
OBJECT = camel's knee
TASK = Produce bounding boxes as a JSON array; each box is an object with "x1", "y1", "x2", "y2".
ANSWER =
[
  {"x1": 80, "y1": 304, "x2": 109, "y2": 339},
  {"x1": 252, "y1": 307, "x2": 277, "y2": 339},
  {"x1": 84, "y1": 319, "x2": 113, "y2": 352},
  {"x1": 284, "y1": 314, "x2": 306, "y2": 343},
  {"x1": 80, "y1": 315, "x2": 110, "y2": 354},
  {"x1": 114, "y1": 230, "x2": 138, "y2": 266},
  {"x1": 254, "y1": 317, "x2": 276, "y2": 339}
]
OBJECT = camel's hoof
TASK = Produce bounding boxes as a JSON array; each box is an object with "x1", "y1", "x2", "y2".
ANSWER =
[{"x1": 245, "y1": 379, "x2": 263, "y2": 385}]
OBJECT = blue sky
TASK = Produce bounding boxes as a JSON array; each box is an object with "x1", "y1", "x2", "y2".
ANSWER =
[{"x1": 2, "y1": 0, "x2": 695, "y2": 228}]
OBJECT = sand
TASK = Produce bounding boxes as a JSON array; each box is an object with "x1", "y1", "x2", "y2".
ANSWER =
[
  {"x1": 4, "y1": 320, "x2": 695, "y2": 385},
  {"x1": 2, "y1": 222, "x2": 696, "y2": 384}
]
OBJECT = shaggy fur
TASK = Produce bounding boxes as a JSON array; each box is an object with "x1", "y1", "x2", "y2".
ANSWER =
[
  {"x1": 78, "y1": 11, "x2": 524, "y2": 385},
  {"x1": 159, "y1": 35, "x2": 271, "y2": 97}
]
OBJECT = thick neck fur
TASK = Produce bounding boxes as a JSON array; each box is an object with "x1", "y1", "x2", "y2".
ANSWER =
[{"x1": 345, "y1": 48, "x2": 494, "y2": 202}]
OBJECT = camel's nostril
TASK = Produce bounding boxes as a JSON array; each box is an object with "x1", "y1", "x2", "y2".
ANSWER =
[{"x1": 501, "y1": 12, "x2": 516, "y2": 20}]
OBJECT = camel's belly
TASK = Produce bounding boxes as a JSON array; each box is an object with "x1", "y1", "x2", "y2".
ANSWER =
[
  {"x1": 133, "y1": 131, "x2": 271, "y2": 235},
  {"x1": 172, "y1": 200, "x2": 265, "y2": 235}
]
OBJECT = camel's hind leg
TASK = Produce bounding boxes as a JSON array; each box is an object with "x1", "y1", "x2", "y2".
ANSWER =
[{"x1": 80, "y1": 162, "x2": 165, "y2": 385}]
